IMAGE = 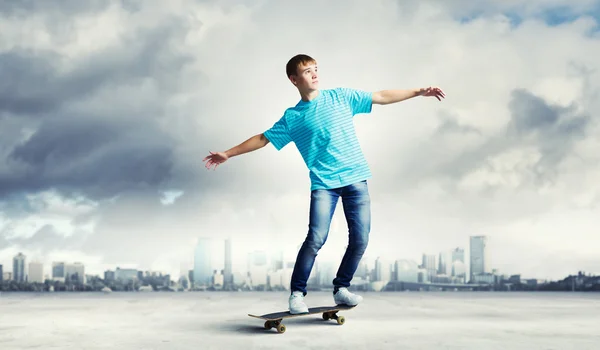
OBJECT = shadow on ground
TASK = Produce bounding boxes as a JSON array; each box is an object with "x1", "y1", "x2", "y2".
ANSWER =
[{"x1": 212, "y1": 317, "x2": 342, "y2": 335}]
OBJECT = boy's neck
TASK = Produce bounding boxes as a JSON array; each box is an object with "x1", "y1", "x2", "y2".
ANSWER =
[{"x1": 300, "y1": 89, "x2": 320, "y2": 102}]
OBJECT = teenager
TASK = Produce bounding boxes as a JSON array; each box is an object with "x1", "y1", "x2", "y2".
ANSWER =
[{"x1": 203, "y1": 54, "x2": 445, "y2": 313}]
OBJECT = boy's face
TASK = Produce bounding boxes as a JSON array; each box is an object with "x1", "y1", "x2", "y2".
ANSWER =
[{"x1": 290, "y1": 61, "x2": 319, "y2": 91}]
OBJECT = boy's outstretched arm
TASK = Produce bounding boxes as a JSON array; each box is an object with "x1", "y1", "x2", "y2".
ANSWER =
[
  {"x1": 372, "y1": 86, "x2": 445, "y2": 105},
  {"x1": 203, "y1": 133, "x2": 270, "y2": 170}
]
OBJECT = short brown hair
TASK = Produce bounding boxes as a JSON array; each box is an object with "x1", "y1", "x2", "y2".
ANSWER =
[{"x1": 286, "y1": 54, "x2": 316, "y2": 78}]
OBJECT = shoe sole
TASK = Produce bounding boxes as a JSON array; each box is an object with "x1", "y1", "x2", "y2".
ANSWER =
[
  {"x1": 334, "y1": 298, "x2": 363, "y2": 306},
  {"x1": 289, "y1": 309, "x2": 309, "y2": 314}
]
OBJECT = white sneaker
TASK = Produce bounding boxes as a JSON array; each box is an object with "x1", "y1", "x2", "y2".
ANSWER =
[
  {"x1": 289, "y1": 291, "x2": 309, "y2": 314},
  {"x1": 333, "y1": 287, "x2": 363, "y2": 306}
]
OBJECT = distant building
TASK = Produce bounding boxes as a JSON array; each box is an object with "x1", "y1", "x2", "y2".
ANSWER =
[
  {"x1": 452, "y1": 260, "x2": 466, "y2": 283},
  {"x1": 422, "y1": 254, "x2": 436, "y2": 270},
  {"x1": 374, "y1": 257, "x2": 391, "y2": 282},
  {"x1": 194, "y1": 237, "x2": 213, "y2": 287},
  {"x1": 421, "y1": 254, "x2": 436, "y2": 281},
  {"x1": 115, "y1": 267, "x2": 138, "y2": 282},
  {"x1": 0, "y1": 264, "x2": 3, "y2": 282},
  {"x1": 104, "y1": 270, "x2": 115, "y2": 282},
  {"x1": 52, "y1": 262, "x2": 66, "y2": 282},
  {"x1": 188, "y1": 270, "x2": 194, "y2": 287},
  {"x1": 28, "y1": 262, "x2": 44, "y2": 283},
  {"x1": 394, "y1": 259, "x2": 418, "y2": 283},
  {"x1": 438, "y1": 251, "x2": 452, "y2": 276},
  {"x1": 224, "y1": 238, "x2": 233, "y2": 289},
  {"x1": 470, "y1": 236, "x2": 488, "y2": 282},
  {"x1": 451, "y1": 247, "x2": 466, "y2": 282},
  {"x1": 177, "y1": 274, "x2": 190, "y2": 290},
  {"x1": 417, "y1": 268, "x2": 430, "y2": 283},
  {"x1": 65, "y1": 262, "x2": 85, "y2": 284},
  {"x1": 471, "y1": 272, "x2": 495, "y2": 284},
  {"x1": 13, "y1": 252, "x2": 26, "y2": 282}
]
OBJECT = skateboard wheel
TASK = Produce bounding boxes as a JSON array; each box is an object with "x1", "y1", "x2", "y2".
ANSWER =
[
  {"x1": 277, "y1": 324, "x2": 286, "y2": 333},
  {"x1": 336, "y1": 316, "x2": 345, "y2": 325},
  {"x1": 264, "y1": 321, "x2": 272, "y2": 329},
  {"x1": 322, "y1": 313, "x2": 330, "y2": 320}
]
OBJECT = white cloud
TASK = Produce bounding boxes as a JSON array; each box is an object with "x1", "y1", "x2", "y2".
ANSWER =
[
  {"x1": 1, "y1": 191, "x2": 97, "y2": 240},
  {"x1": 160, "y1": 190, "x2": 184, "y2": 206}
]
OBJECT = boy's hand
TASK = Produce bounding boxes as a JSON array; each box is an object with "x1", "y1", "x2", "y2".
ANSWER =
[
  {"x1": 203, "y1": 151, "x2": 228, "y2": 170},
  {"x1": 419, "y1": 86, "x2": 445, "y2": 101}
]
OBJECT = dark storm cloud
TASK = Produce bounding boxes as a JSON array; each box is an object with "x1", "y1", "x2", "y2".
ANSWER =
[
  {"x1": 0, "y1": 5, "x2": 203, "y2": 201},
  {"x1": 0, "y1": 50, "x2": 65, "y2": 115},
  {"x1": 507, "y1": 89, "x2": 589, "y2": 138},
  {"x1": 507, "y1": 89, "x2": 590, "y2": 183},
  {"x1": 0, "y1": 0, "x2": 111, "y2": 16},
  {"x1": 0, "y1": 0, "x2": 152, "y2": 18},
  {"x1": 411, "y1": 88, "x2": 593, "y2": 189},
  {"x1": 2, "y1": 116, "x2": 175, "y2": 200},
  {"x1": 0, "y1": 22, "x2": 196, "y2": 118},
  {"x1": 509, "y1": 89, "x2": 560, "y2": 133}
]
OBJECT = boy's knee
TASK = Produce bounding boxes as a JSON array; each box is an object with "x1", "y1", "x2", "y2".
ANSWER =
[
  {"x1": 356, "y1": 240, "x2": 368, "y2": 252},
  {"x1": 350, "y1": 235, "x2": 369, "y2": 253},
  {"x1": 306, "y1": 238, "x2": 326, "y2": 252}
]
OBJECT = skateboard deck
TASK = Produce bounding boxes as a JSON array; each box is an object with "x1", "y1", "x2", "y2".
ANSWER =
[{"x1": 248, "y1": 304, "x2": 356, "y2": 333}]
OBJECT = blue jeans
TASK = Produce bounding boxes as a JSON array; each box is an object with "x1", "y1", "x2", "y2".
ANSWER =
[{"x1": 290, "y1": 180, "x2": 371, "y2": 295}]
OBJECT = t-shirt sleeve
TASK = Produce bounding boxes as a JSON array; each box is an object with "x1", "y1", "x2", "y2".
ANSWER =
[
  {"x1": 263, "y1": 114, "x2": 292, "y2": 151},
  {"x1": 338, "y1": 87, "x2": 373, "y2": 116}
]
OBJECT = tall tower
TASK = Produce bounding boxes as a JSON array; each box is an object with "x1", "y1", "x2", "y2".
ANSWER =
[
  {"x1": 13, "y1": 252, "x2": 26, "y2": 282},
  {"x1": 374, "y1": 257, "x2": 391, "y2": 282},
  {"x1": 438, "y1": 251, "x2": 453, "y2": 276},
  {"x1": 224, "y1": 238, "x2": 233, "y2": 289},
  {"x1": 469, "y1": 236, "x2": 488, "y2": 282},
  {"x1": 421, "y1": 253, "x2": 437, "y2": 281},
  {"x1": 194, "y1": 237, "x2": 213, "y2": 287}
]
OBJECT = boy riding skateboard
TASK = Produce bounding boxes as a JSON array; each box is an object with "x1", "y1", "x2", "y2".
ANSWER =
[{"x1": 203, "y1": 54, "x2": 445, "y2": 314}]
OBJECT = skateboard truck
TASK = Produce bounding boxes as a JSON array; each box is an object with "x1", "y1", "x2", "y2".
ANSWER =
[
  {"x1": 263, "y1": 319, "x2": 286, "y2": 333},
  {"x1": 322, "y1": 310, "x2": 345, "y2": 325}
]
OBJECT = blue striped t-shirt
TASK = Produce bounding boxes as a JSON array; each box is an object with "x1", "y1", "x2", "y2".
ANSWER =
[{"x1": 263, "y1": 88, "x2": 373, "y2": 190}]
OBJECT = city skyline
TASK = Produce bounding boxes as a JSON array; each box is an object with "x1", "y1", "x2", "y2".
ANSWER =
[
  {"x1": 0, "y1": 230, "x2": 572, "y2": 282},
  {"x1": 0, "y1": 234, "x2": 553, "y2": 287}
]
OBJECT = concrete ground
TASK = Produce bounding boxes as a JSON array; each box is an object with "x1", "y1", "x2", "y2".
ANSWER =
[{"x1": 0, "y1": 291, "x2": 598, "y2": 349}]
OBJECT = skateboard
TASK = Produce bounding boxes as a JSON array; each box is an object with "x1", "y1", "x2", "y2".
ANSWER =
[{"x1": 248, "y1": 304, "x2": 356, "y2": 333}]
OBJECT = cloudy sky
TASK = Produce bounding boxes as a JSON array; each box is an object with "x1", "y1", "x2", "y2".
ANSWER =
[{"x1": 1, "y1": 0, "x2": 599, "y2": 282}]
